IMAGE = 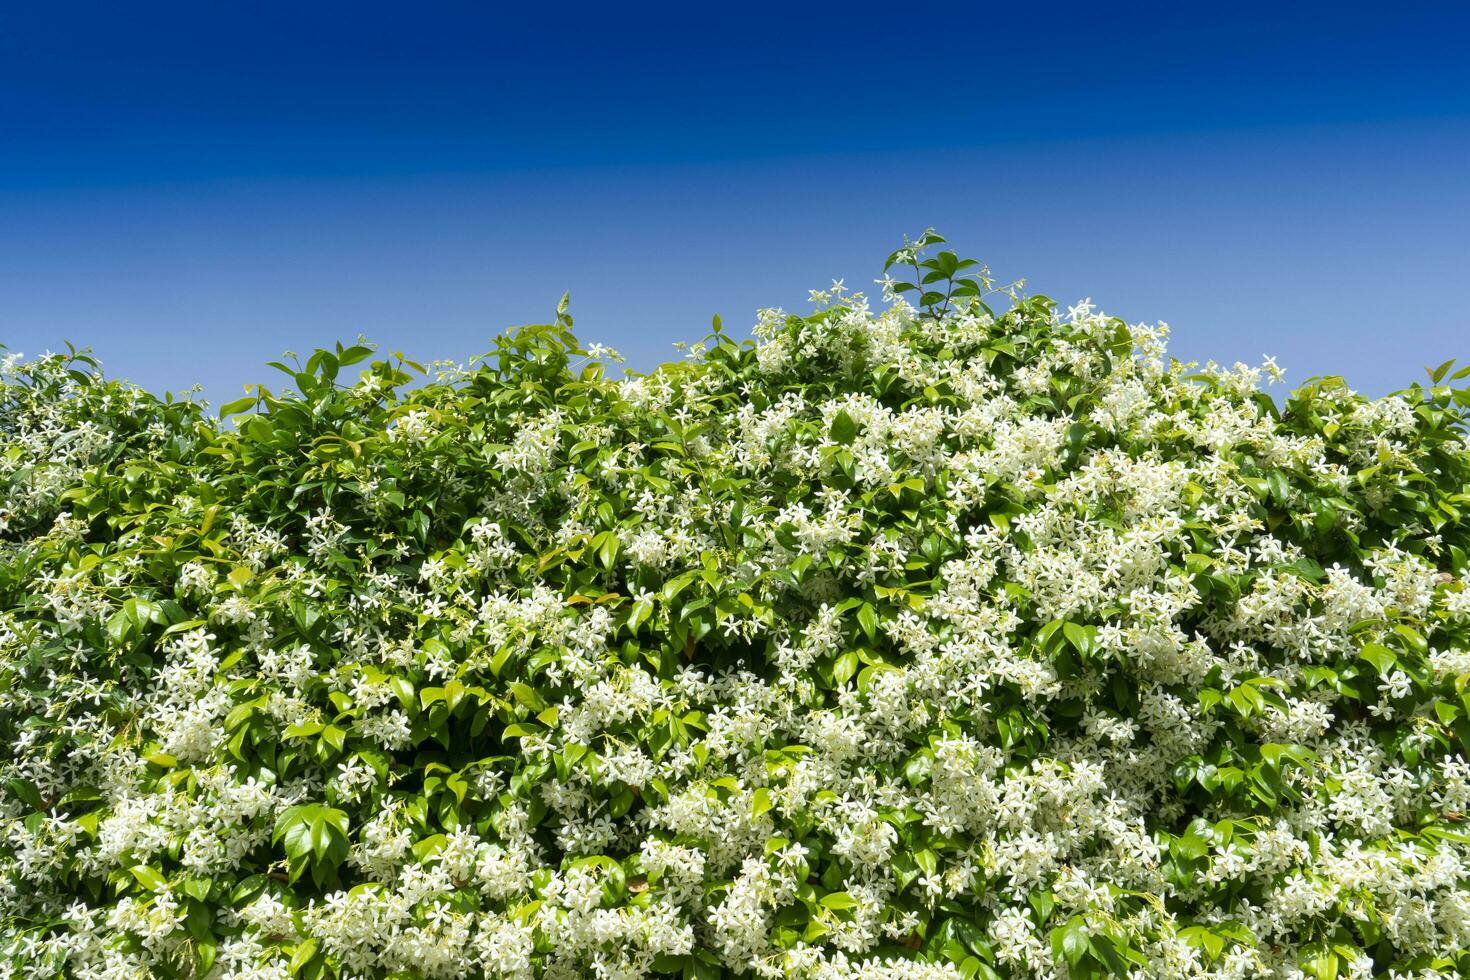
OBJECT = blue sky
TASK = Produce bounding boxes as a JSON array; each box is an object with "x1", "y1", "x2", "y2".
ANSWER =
[{"x1": 2, "y1": 2, "x2": 1468, "y2": 400}]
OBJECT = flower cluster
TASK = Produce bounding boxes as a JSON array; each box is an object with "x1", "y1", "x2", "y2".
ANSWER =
[{"x1": 2, "y1": 237, "x2": 1470, "y2": 979}]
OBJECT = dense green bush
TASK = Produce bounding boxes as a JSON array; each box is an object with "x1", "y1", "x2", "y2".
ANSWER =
[{"x1": 3, "y1": 234, "x2": 1470, "y2": 979}]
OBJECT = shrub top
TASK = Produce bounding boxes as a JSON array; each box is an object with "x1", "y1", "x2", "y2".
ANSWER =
[{"x1": 3, "y1": 234, "x2": 1470, "y2": 979}]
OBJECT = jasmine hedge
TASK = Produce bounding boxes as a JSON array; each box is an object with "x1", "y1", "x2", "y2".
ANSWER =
[{"x1": 3, "y1": 234, "x2": 1470, "y2": 979}]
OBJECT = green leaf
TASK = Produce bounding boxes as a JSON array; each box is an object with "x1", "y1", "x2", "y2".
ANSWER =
[
  {"x1": 129, "y1": 865, "x2": 168, "y2": 891},
  {"x1": 597, "y1": 532, "x2": 620, "y2": 570},
  {"x1": 830, "y1": 410, "x2": 858, "y2": 445},
  {"x1": 1051, "y1": 916, "x2": 1090, "y2": 966},
  {"x1": 752, "y1": 787, "x2": 774, "y2": 819},
  {"x1": 218, "y1": 394, "x2": 258, "y2": 417},
  {"x1": 6, "y1": 778, "x2": 43, "y2": 811},
  {"x1": 289, "y1": 937, "x2": 319, "y2": 973},
  {"x1": 1062, "y1": 621, "x2": 1095, "y2": 658},
  {"x1": 833, "y1": 650, "x2": 859, "y2": 686},
  {"x1": 819, "y1": 891, "x2": 859, "y2": 910},
  {"x1": 1358, "y1": 642, "x2": 1397, "y2": 674},
  {"x1": 182, "y1": 877, "x2": 213, "y2": 901}
]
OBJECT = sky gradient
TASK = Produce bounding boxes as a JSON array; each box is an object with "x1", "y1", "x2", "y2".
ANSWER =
[{"x1": 2, "y1": 2, "x2": 1468, "y2": 401}]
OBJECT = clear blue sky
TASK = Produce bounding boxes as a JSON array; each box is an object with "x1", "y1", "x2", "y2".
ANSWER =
[{"x1": 2, "y1": 2, "x2": 1467, "y2": 400}]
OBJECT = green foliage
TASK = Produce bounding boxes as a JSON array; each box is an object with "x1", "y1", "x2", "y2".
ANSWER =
[{"x1": 2, "y1": 238, "x2": 1470, "y2": 978}]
